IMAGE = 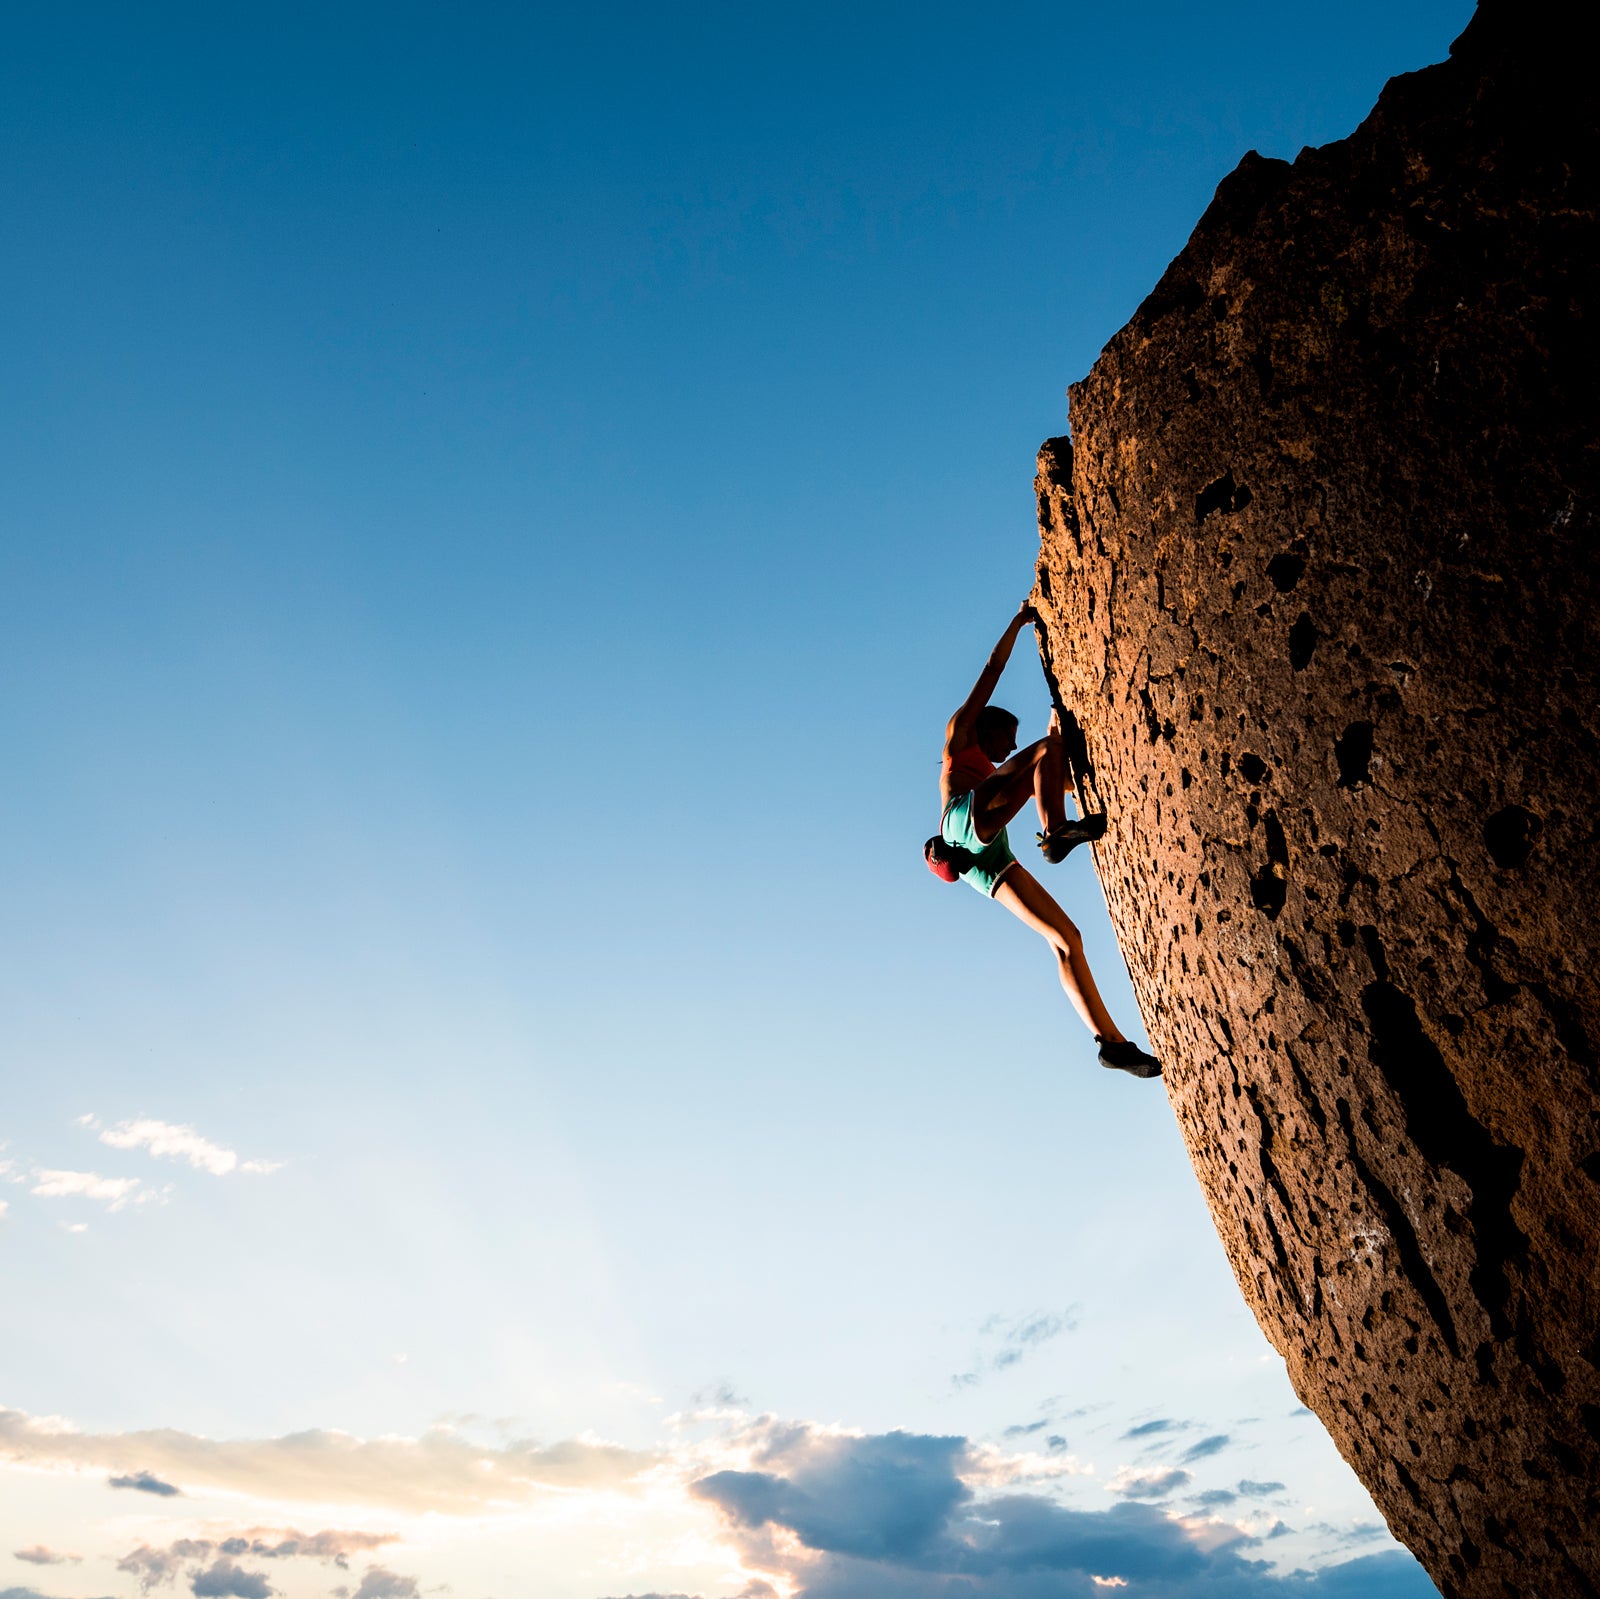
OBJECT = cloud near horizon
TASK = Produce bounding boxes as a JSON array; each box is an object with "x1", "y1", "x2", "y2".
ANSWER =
[
  {"x1": 333, "y1": 1570, "x2": 420, "y2": 1599},
  {"x1": 0, "y1": 1406, "x2": 1435, "y2": 1598},
  {"x1": 0, "y1": 1406, "x2": 655, "y2": 1513},
  {"x1": 688, "y1": 1421, "x2": 1441, "y2": 1599},
  {"x1": 186, "y1": 1559, "x2": 271, "y2": 1599},
  {"x1": 117, "y1": 1528, "x2": 399, "y2": 1593}
]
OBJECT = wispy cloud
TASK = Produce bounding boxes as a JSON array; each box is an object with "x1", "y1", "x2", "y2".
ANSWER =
[
  {"x1": 1180, "y1": 1433, "x2": 1231, "y2": 1464},
  {"x1": 29, "y1": 1171, "x2": 158, "y2": 1213},
  {"x1": 986, "y1": 1311, "x2": 1076, "y2": 1369},
  {"x1": 1122, "y1": 1418, "x2": 1183, "y2": 1440},
  {"x1": 245, "y1": 1530, "x2": 396, "y2": 1566},
  {"x1": 1108, "y1": 1466, "x2": 1192, "y2": 1499},
  {"x1": 84, "y1": 1117, "x2": 281, "y2": 1177},
  {"x1": 119, "y1": 1541, "x2": 209, "y2": 1591},
  {"x1": 334, "y1": 1570, "x2": 419, "y2": 1599},
  {"x1": 119, "y1": 1527, "x2": 395, "y2": 1590},
  {"x1": 1305, "y1": 1518, "x2": 1392, "y2": 1548},
  {"x1": 2, "y1": 1587, "x2": 117, "y2": 1599},
  {"x1": 952, "y1": 1309, "x2": 1078, "y2": 1388},
  {"x1": 11, "y1": 1549, "x2": 80, "y2": 1567},
  {"x1": 109, "y1": 1471, "x2": 182, "y2": 1497}
]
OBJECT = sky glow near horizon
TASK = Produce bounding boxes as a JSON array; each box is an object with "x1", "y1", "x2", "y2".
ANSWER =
[{"x1": 1, "y1": 3, "x2": 1473, "y2": 1595}]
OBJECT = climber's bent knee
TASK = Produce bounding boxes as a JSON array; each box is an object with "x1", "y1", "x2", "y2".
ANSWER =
[{"x1": 995, "y1": 866, "x2": 1083, "y2": 950}]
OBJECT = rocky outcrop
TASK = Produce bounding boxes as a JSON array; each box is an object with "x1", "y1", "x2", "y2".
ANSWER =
[{"x1": 1031, "y1": 5, "x2": 1600, "y2": 1595}]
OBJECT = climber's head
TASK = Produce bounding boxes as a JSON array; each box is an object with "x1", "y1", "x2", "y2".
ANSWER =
[{"x1": 975, "y1": 705, "x2": 1019, "y2": 763}]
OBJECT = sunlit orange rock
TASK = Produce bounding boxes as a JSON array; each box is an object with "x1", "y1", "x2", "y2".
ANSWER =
[{"x1": 1032, "y1": 4, "x2": 1600, "y2": 1594}]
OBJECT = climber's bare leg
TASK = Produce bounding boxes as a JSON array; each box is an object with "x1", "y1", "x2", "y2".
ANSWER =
[
  {"x1": 1031, "y1": 712, "x2": 1076, "y2": 833},
  {"x1": 993, "y1": 864, "x2": 1124, "y2": 1042},
  {"x1": 971, "y1": 734, "x2": 1069, "y2": 842}
]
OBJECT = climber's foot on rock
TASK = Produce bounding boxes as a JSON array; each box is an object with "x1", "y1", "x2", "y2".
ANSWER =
[
  {"x1": 1037, "y1": 814, "x2": 1107, "y2": 863},
  {"x1": 1097, "y1": 1038, "x2": 1162, "y2": 1078}
]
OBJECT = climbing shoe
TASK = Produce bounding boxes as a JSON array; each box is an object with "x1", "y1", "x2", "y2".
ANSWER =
[
  {"x1": 1097, "y1": 1038, "x2": 1162, "y2": 1078},
  {"x1": 1037, "y1": 814, "x2": 1108, "y2": 863}
]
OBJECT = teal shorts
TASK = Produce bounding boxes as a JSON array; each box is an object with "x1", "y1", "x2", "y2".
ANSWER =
[{"x1": 941, "y1": 790, "x2": 1017, "y2": 897}]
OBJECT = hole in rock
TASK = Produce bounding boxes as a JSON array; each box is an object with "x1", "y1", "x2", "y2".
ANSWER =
[
  {"x1": 1250, "y1": 868, "x2": 1287, "y2": 919},
  {"x1": 1264, "y1": 811, "x2": 1289, "y2": 865},
  {"x1": 1138, "y1": 687, "x2": 1161, "y2": 744},
  {"x1": 1266, "y1": 552, "x2": 1305, "y2": 592},
  {"x1": 1484, "y1": 804, "x2": 1542, "y2": 869},
  {"x1": 1335, "y1": 721, "x2": 1374, "y2": 787},
  {"x1": 1289, "y1": 613, "x2": 1318, "y2": 670},
  {"x1": 1249, "y1": 814, "x2": 1289, "y2": 919},
  {"x1": 1239, "y1": 752, "x2": 1268, "y2": 784},
  {"x1": 1195, "y1": 471, "x2": 1253, "y2": 522}
]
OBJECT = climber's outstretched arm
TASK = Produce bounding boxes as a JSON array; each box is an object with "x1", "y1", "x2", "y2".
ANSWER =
[{"x1": 947, "y1": 602, "x2": 1036, "y2": 747}]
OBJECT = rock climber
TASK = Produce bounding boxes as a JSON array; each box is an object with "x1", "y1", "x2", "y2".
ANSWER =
[{"x1": 925, "y1": 602, "x2": 1162, "y2": 1078}]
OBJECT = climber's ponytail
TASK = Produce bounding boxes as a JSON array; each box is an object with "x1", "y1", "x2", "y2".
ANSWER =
[{"x1": 925, "y1": 835, "x2": 977, "y2": 882}]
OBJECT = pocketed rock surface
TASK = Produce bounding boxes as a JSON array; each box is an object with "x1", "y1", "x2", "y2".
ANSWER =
[{"x1": 1031, "y1": 5, "x2": 1599, "y2": 1595}]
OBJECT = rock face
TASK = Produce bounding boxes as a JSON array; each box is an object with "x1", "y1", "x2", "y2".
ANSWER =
[{"x1": 1031, "y1": 6, "x2": 1599, "y2": 1596}]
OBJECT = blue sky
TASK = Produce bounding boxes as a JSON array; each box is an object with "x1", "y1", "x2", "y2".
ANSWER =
[{"x1": 2, "y1": 3, "x2": 1470, "y2": 1595}]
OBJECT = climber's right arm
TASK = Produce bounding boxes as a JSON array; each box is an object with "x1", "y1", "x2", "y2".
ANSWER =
[{"x1": 948, "y1": 603, "x2": 1036, "y2": 745}]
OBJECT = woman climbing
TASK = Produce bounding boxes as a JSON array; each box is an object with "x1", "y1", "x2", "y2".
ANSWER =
[{"x1": 925, "y1": 601, "x2": 1162, "y2": 1078}]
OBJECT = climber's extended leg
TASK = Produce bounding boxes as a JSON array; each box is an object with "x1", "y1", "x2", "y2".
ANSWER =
[
  {"x1": 993, "y1": 865, "x2": 1162, "y2": 1077},
  {"x1": 993, "y1": 864, "x2": 1119, "y2": 1037}
]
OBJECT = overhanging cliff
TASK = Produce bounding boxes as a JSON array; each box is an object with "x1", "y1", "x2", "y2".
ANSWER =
[{"x1": 1031, "y1": 5, "x2": 1600, "y2": 1595}]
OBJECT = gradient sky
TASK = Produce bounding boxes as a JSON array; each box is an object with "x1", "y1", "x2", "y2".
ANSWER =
[{"x1": 3, "y1": 4, "x2": 1473, "y2": 1596}]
